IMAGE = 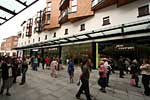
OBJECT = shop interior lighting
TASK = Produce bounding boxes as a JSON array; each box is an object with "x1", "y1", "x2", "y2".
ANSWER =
[
  {"x1": 88, "y1": 32, "x2": 104, "y2": 37},
  {"x1": 76, "y1": 35, "x2": 88, "y2": 39}
]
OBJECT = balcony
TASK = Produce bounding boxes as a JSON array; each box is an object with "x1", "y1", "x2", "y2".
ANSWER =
[
  {"x1": 59, "y1": 0, "x2": 69, "y2": 10},
  {"x1": 26, "y1": 25, "x2": 32, "y2": 37},
  {"x1": 117, "y1": 0, "x2": 137, "y2": 7},
  {"x1": 59, "y1": 9, "x2": 68, "y2": 24},
  {"x1": 92, "y1": 0, "x2": 116, "y2": 11},
  {"x1": 17, "y1": 31, "x2": 22, "y2": 38}
]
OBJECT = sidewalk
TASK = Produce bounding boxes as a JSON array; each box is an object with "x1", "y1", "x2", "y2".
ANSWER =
[{"x1": 0, "y1": 65, "x2": 149, "y2": 100}]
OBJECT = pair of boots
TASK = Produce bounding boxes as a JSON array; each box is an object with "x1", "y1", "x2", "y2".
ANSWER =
[
  {"x1": 100, "y1": 88, "x2": 106, "y2": 93},
  {"x1": 0, "y1": 89, "x2": 11, "y2": 96}
]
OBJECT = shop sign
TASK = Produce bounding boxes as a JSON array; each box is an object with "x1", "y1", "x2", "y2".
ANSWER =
[
  {"x1": 115, "y1": 44, "x2": 135, "y2": 50},
  {"x1": 32, "y1": 49, "x2": 38, "y2": 51},
  {"x1": 48, "y1": 48, "x2": 57, "y2": 51}
]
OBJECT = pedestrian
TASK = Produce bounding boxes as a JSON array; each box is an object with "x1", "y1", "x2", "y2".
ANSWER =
[
  {"x1": 20, "y1": 57, "x2": 28, "y2": 85},
  {"x1": 33, "y1": 56, "x2": 38, "y2": 71},
  {"x1": 98, "y1": 61, "x2": 108, "y2": 93},
  {"x1": 130, "y1": 59, "x2": 140, "y2": 87},
  {"x1": 140, "y1": 58, "x2": 150, "y2": 96},
  {"x1": 67, "y1": 59, "x2": 74, "y2": 83},
  {"x1": 0, "y1": 58, "x2": 12, "y2": 96},
  {"x1": 76, "y1": 58, "x2": 92, "y2": 100},
  {"x1": 12, "y1": 57, "x2": 18, "y2": 83},
  {"x1": 50, "y1": 58, "x2": 58, "y2": 78},
  {"x1": 45, "y1": 56, "x2": 50, "y2": 69},
  {"x1": 118, "y1": 56, "x2": 125, "y2": 78},
  {"x1": 103, "y1": 58, "x2": 112, "y2": 87}
]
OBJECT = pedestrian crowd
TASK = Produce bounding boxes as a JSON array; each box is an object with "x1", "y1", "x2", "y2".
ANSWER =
[{"x1": 0, "y1": 55, "x2": 150, "y2": 100}]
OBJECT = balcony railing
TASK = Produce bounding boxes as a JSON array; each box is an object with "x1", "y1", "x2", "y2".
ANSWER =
[
  {"x1": 58, "y1": 9, "x2": 68, "y2": 22},
  {"x1": 60, "y1": 0, "x2": 67, "y2": 6},
  {"x1": 60, "y1": 0, "x2": 69, "y2": 10},
  {"x1": 92, "y1": 0, "x2": 103, "y2": 7}
]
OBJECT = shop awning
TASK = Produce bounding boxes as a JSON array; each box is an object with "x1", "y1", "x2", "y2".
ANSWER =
[
  {"x1": 0, "y1": 0, "x2": 39, "y2": 26},
  {"x1": 14, "y1": 18, "x2": 150, "y2": 50}
]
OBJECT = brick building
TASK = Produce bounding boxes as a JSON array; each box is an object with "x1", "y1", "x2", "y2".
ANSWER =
[{"x1": 0, "y1": 36, "x2": 18, "y2": 56}]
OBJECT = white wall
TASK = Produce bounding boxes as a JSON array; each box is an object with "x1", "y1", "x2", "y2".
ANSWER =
[{"x1": 18, "y1": 0, "x2": 150, "y2": 47}]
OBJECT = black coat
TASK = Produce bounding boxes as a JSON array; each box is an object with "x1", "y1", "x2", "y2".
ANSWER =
[{"x1": 1, "y1": 62, "x2": 10, "y2": 80}]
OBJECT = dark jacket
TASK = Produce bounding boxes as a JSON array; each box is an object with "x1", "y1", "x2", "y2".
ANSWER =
[
  {"x1": 81, "y1": 65, "x2": 90, "y2": 80},
  {"x1": 1, "y1": 62, "x2": 10, "y2": 80},
  {"x1": 130, "y1": 63, "x2": 138, "y2": 74}
]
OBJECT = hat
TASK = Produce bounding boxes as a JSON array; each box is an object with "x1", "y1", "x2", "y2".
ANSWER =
[
  {"x1": 102, "y1": 58, "x2": 108, "y2": 61},
  {"x1": 99, "y1": 61, "x2": 104, "y2": 65}
]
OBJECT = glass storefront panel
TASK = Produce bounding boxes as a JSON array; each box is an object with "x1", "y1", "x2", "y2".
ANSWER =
[
  {"x1": 43, "y1": 47, "x2": 59, "y2": 58},
  {"x1": 62, "y1": 43, "x2": 92, "y2": 65}
]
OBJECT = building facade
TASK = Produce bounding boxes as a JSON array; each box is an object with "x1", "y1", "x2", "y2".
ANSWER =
[
  {"x1": 0, "y1": 36, "x2": 18, "y2": 56},
  {"x1": 17, "y1": 0, "x2": 150, "y2": 68}
]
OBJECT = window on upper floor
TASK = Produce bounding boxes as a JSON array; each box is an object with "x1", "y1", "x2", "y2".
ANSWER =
[
  {"x1": 38, "y1": 37, "x2": 40, "y2": 42},
  {"x1": 103, "y1": 16, "x2": 110, "y2": 26},
  {"x1": 65, "y1": 29, "x2": 68, "y2": 35},
  {"x1": 28, "y1": 40, "x2": 30, "y2": 44},
  {"x1": 71, "y1": 0, "x2": 77, "y2": 13},
  {"x1": 53, "y1": 32, "x2": 56, "y2": 38},
  {"x1": 22, "y1": 34, "x2": 24, "y2": 38},
  {"x1": 80, "y1": 24, "x2": 85, "y2": 31},
  {"x1": 45, "y1": 35, "x2": 47, "y2": 40},
  {"x1": 25, "y1": 41, "x2": 26, "y2": 45},
  {"x1": 47, "y1": 2, "x2": 52, "y2": 12},
  {"x1": 33, "y1": 39, "x2": 35, "y2": 43},
  {"x1": 47, "y1": 14, "x2": 51, "y2": 23},
  {"x1": 138, "y1": 5, "x2": 149, "y2": 17}
]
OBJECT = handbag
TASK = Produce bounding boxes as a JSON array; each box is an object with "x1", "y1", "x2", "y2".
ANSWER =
[
  {"x1": 77, "y1": 80, "x2": 80, "y2": 86},
  {"x1": 130, "y1": 78, "x2": 136, "y2": 86}
]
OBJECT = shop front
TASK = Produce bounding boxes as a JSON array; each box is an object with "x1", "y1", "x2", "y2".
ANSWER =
[
  {"x1": 43, "y1": 47, "x2": 60, "y2": 59},
  {"x1": 61, "y1": 43, "x2": 93, "y2": 65}
]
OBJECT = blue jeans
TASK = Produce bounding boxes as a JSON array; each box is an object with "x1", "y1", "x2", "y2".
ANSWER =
[{"x1": 21, "y1": 68, "x2": 27, "y2": 83}]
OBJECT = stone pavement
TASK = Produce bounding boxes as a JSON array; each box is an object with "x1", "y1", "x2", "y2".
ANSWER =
[{"x1": 0, "y1": 65, "x2": 150, "y2": 100}]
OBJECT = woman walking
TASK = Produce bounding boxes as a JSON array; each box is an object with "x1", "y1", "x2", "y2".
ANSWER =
[
  {"x1": 20, "y1": 57, "x2": 28, "y2": 85},
  {"x1": 50, "y1": 58, "x2": 58, "y2": 78},
  {"x1": 98, "y1": 61, "x2": 108, "y2": 93},
  {"x1": 140, "y1": 58, "x2": 150, "y2": 96},
  {"x1": 68, "y1": 59, "x2": 74, "y2": 83},
  {"x1": 0, "y1": 58, "x2": 11, "y2": 96},
  {"x1": 76, "y1": 59, "x2": 92, "y2": 100}
]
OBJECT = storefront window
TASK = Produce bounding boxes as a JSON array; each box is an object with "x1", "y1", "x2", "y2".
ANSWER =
[{"x1": 62, "y1": 43, "x2": 92, "y2": 65}]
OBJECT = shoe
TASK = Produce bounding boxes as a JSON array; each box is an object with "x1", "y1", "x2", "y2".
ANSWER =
[
  {"x1": 135, "y1": 86, "x2": 141, "y2": 88},
  {"x1": 76, "y1": 95, "x2": 80, "y2": 99},
  {"x1": 19, "y1": 83, "x2": 24, "y2": 85},
  {"x1": 99, "y1": 88, "x2": 103, "y2": 91},
  {"x1": 0, "y1": 91, "x2": 3, "y2": 95},
  {"x1": 101, "y1": 90, "x2": 106, "y2": 93},
  {"x1": 6, "y1": 93, "x2": 11, "y2": 96}
]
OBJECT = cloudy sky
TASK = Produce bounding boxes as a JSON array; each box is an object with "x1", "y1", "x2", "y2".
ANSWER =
[{"x1": 0, "y1": 0, "x2": 46, "y2": 42}]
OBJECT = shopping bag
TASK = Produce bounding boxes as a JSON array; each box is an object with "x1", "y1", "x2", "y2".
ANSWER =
[
  {"x1": 77, "y1": 80, "x2": 80, "y2": 86},
  {"x1": 130, "y1": 78, "x2": 136, "y2": 86}
]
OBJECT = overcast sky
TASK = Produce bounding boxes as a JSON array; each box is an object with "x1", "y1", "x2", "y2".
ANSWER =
[{"x1": 0, "y1": 0, "x2": 46, "y2": 42}]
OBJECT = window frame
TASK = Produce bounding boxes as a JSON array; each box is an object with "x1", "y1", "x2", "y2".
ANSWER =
[
  {"x1": 53, "y1": 32, "x2": 56, "y2": 38},
  {"x1": 102, "y1": 16, "x2": 111, "y2": 26},
  {"x1": 45, "y1": 35, "x2": 47, "y2": 40},
  {"x1": 65, "y1": 29, "x2": 68, "y2": 35},
  {"x1": 38, "y1": 37, "x2": 40, "y2": 42},
  {"x1": 138, "y1": 5, "x2": 150, "y2": 17},
  {"x1": 80, "y1": 24, "x2": 85, "y2": 31}
]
